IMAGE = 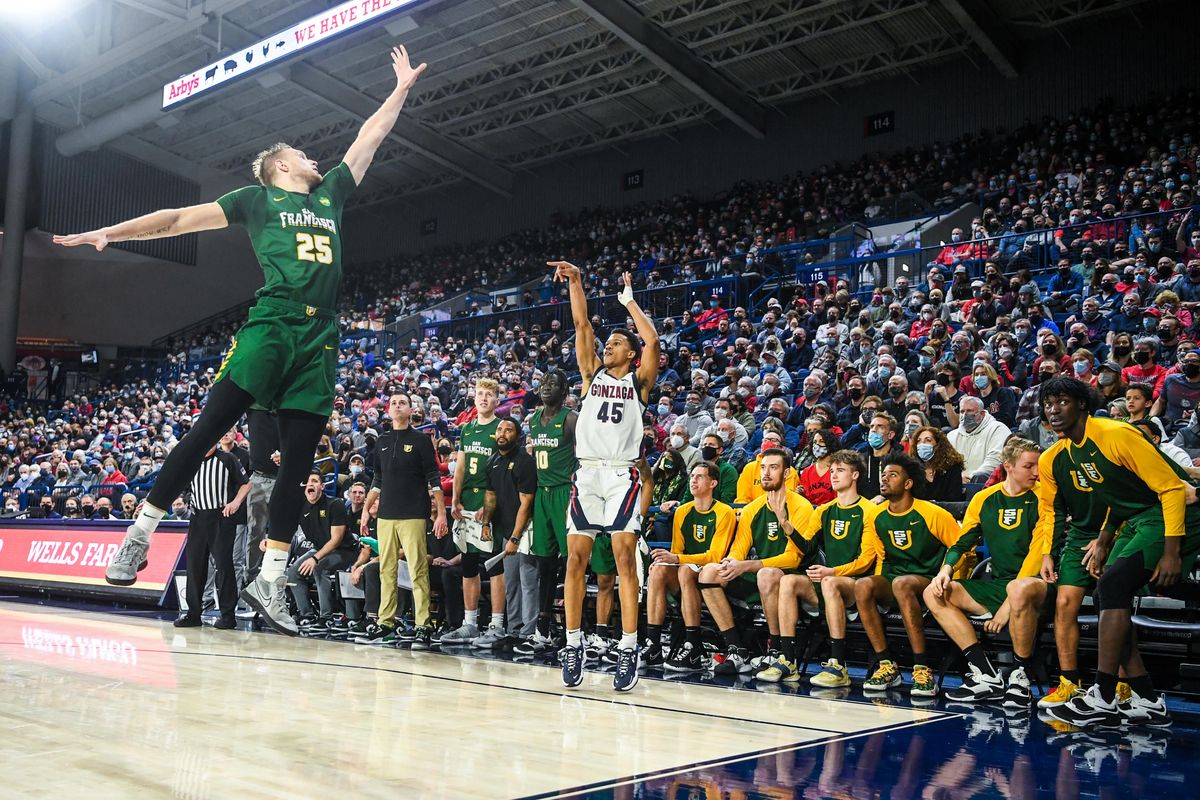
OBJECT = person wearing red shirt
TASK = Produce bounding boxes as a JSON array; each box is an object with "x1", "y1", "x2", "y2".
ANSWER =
[
  {"x1": 1121, "y1": 338, "x2": 1169, "y2": 397},
  {"x1": 800, "y1": 429, "x2": 837, "y2": 507},
  {"x1": 695, "y1": 294, "x2": 728, "y2": 331}
]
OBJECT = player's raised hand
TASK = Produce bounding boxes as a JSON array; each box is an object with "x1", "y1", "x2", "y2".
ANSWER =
[
  {"x1": 547, "y1": 261, "x2": 580, "y2": 281},
  {"x1": 391, "y1": 45, "x2": 427, "y2": 91},
  {"x1": 52, "y1": 230, "x2": 108, "y2": 251}
]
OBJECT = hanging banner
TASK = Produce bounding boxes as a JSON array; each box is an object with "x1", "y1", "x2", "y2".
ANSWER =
[{"x1": 162, "y1": 0, "x2": 428, "y2": 109}]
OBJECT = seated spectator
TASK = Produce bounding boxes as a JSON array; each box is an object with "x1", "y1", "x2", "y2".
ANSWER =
[
  {"x1": 927, "y1": 363, "x2": 963, "y2": 430},
  {"x1": 1152, "y1": 350, "x2": 1200, "y2": 431},
  {"x1": 968, "y1": 364, "x2": 1017, "y2": 429},
  {"x1": 855, "y1": 411, "x2": 901, "y2": 501},
  {"x1": 909, "y1": 426, "x2": 965, "y2": 503},
  {"x1": 799, "y1": 429, "x2": 837, "y2": 507},
  {"x1": 947, "y1": 397, "x2": 1009, "y2": 483},
  {"x1": 1122, "y1": 336, "x2": 1168, "y2": 394},
  {"x1": 1124, "y1": 384, "x2": 1153, "y2": 424},
  {"x1": 93, "y1": 496, "x2": 116, "y2": 519},
  {"x1": 118, "y1": 492, "x2": 138, "y2": 520}
]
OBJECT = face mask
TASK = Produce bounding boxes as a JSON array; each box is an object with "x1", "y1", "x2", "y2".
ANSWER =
[
  {"x1": 349, "y1": 465, "x2": 362, "y2": 476},
  {"x1": 973, "y1": 375, "x2": 990, "y2": 389},
  {"x1": 657, "y1": 404, "x2": 670, "y2": 416},
  {"x1": 684, "y1": 402, "x2": 700, "y2": 415},
  {"x1": 878, "y1": 366, "x2": 893, "y2": 380},
  {"x1": 903, "y1": 423, "x2": 918, "y2": 439},
  {"x1": 803, "y1": 386, "x2": 820, "y2": 399},
  {"x1": 916, "y1": 442, "x2": 935, "y2": 461},
  {"x1": 1134, "y1": 351, "x2": 1151, "y2": 365},
  {"x1": 811, "y1": 443, "x2": 828, "y2": 458},
  {"x1": 918, "y1": 356, "x2": 932, "y2": 369},
  {"x1": 1097, "y1": 373, "x2": 1116, "y2": 387},
  {"x1": 1015, "y1": 329, "x2": 1028, "y2": 342},
  {"x1": 104, "y1": 465, "x2": 115, "y2": 474},
  {"x1": 961, "y1": 413, "x2": 981, "y2": 431},
  {"x1": 1073, "y1": 361, "x2": 1089, "y2": 376},
  {"x1": 437, "y1": 446, "x2": 452, "y2": 457},
  {"x1": 887, "y1": 385, "x2": 903, "y2": 397},
  {"x1": 1184, "y1": 364, "x2": 1200, "y2": 380},
  {"x1": 669, "y1": 435, "x2": 685, "y2": 450},
  {"x1": 700, "y1": 445, "x2": 718, "y2": 461},
  {"x1": 95, "y1": 508, "x2": 110, "y2": 519},
  {"x1": 936, "y1": 374, "x2": 952, "y2": 387},
  {"x1": 867, "y1": 431, "x2": 886, "y2": 449}
]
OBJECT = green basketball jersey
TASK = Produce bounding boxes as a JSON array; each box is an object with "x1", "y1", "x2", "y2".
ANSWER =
[
  {"x1": 528, "y1": 407, "x2": 576, "y2": 487},
  {"x1": 215, "y1": 161, "x2": 356, "y2": 310},
  {"x1": 459, "y1": 416, "x2": 499, "y2": 495},
  {"x1": 675, "y1": 504, "x2": 722, "y2": 557},
  {"x1": 804, "y1": 497, "x2": 874, "y2": 570},
  {"x1": 946, "y1": 483, "x2": 1041, "y2": 581},
  {"x1": 867, "y1": 499, "x2": 961, "y2": 577}
]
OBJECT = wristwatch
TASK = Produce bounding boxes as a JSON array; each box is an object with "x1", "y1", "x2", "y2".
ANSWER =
[{"x1": 508, "y1": 535, "x2": 521, "y2": 544}]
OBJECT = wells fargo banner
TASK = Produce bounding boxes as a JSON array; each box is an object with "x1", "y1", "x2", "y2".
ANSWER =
[{"x1": 0, "y1": 521, "x2": 187, "y2": 604}]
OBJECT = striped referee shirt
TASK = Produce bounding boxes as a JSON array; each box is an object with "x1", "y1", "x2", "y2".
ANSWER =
[{"x1": 188, "y1": 450, "x2": 247, "y2": 512}]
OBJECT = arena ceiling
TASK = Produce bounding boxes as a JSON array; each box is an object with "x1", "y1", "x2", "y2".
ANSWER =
[{"x1": 6, "y1": 0, "x2": 1150, "y2": 207}]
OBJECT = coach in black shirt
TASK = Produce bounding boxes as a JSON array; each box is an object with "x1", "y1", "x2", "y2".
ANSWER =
[
  {"x1": 288, "y1": 472, "x2": 355, "y2": 626},
  {"x1": 361, "y1": 392, "x2": 447, "y2": 646},
  {"x1": 484, "y1": 418, "x2": 538, "y2": 640}
]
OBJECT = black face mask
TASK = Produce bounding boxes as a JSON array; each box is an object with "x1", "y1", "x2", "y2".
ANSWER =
[
  {"x1": 848, "y1": 388, "x2": 864, "y2": 401},
  {"x1": 888, "y1": 386, "x2": 904, "y2": 397},
  {"x1": 1113, "y1": 345, "x2": 1131, "y2": 357},
  {"x1": 700, "y1": 445, "x2": 718, "y2": 461},
  {"x1": 936, "y1": 374, "x2": 952, "y2": 387},
  {"x1": 1042, "y1": 343, "x2": 1058, "y2": 355},
  {"x1": 1134, "y1": 351, "x2": 1152, "y2": 365},
  {"x1": 437, "y1": 446, "x2": 452, "y2": 457},
  {"x1": 1184, "y1": 364, "x2": 1200, "y2": 380},
  {"x1": 642, "y1": 435, "x2": 656, "y2": 452}
]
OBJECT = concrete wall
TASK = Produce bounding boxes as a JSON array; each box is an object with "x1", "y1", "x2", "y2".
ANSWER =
[{"x1": 344, "y1": 12, "x2": 1200, "y2": 261}]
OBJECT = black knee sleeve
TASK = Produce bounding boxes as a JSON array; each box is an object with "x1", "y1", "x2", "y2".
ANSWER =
[
  {"x1": 266, "y1": 410, "x2": 329, "y2": 544},
  {"x1": 147, "y1": 379, "x2": 254, "y2": 509},
  {"x1": 1096, "y1": 553, "x2": 1150, "y2": 612}
]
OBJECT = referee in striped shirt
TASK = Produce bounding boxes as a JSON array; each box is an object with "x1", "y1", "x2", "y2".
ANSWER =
[{"x1": 176, "y1": 442, "x2": 250, "y2": 629}]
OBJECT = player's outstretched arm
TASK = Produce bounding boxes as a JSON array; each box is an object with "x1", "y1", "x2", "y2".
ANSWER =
[
  {"x1": 618, "y1": 271, "x2": 661, "y2": 392},
  {"x1": 343, "y1": 45, "x2": 427, "y2": 185},
  {"x1": 548, "y1": 260, "x2": 600, "y2": 382},
  {"x1": 52, "y1": 202, "x2": 228, "y2": 251}
]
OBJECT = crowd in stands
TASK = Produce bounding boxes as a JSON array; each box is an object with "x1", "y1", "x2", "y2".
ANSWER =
[{"x1": 1, "y1": 91, "x2": 1199, "y2": 662}]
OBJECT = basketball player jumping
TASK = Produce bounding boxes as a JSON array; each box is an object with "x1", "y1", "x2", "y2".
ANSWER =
[
  {"x1": 52, "y1": 46, "x2": 427, "y2": 636},
  {"x1": 549, "y1": 263, "x2": 659, "y2": 692}
]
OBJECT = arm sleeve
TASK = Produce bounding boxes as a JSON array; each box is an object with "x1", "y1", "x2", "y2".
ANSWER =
[
  {"x1": 670, "y1": 505, "x2": 687, "y2": 556},
  {"x1": 1100, "y1": 423, "x2": 1189, "y2": 537},
  {"x1": 944, "y1": 492, "x2": 985, "y2": 569},
  {"x1": 735, "y1": 462, "x2": 756, "y2": 505},
  {"x1": 328, "y1": 500, "x2": 348, "y2": 528},
  {"x1": 836, "y1": 506, "x2": 883, "y2": 577},
  {"x1": 321, "y1": 162, "x2": 357, "y2": 206},
  {"x1": 214, "y1": 186, "x2": 256, "y2": 226},
  {"x1": 727, "y1": 502, "x2": 757, "y2": 562},
  {"x1": 1036, "y1": 449, "x2": 1061, "y2": 556},
  {"x1": 420, "y1": 436, "x2": 441, "y2": 489}
]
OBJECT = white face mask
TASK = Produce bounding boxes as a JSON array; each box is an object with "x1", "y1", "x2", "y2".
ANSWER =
[{"x1": 669, "y1": 435, "x2": 685, "y2": 450}]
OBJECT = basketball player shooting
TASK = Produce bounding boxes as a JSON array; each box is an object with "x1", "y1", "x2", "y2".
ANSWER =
[
  {"x1": 51, "y1": 46, "x2": 427, "y2": 636},
  {"x1": 547, "y1": 263, "x2": 660, "y2": 692}
]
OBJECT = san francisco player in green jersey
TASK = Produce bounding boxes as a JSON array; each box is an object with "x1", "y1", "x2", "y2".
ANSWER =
[
  {"x1": 926, "y1": 438, "x2": 1050, "y2": 707},
  {"x1": 1038, "y1": 377, "x2": 1199, "y2": 729},
  {"x1": 513, "y1": 369, "x2": 578, "y2": 657},
  {"x1": 53, "y1": 46, "x2": 428, "y2": 636},
  {"x1": 441, "y1": 377, "x2": 503, "y2": 645}
]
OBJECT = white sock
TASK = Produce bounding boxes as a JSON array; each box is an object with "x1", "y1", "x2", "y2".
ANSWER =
[
  {"x1": 260, "y1": 547, "x2": 287, "y2": 582},
  {"x1": 567, "y1": 628, "x2": 583, "y2": 647},
  {"x1": 491, "y1": 613, "x2": 506, "y2": 630},
  {"x1": 129, "y1": 504, "x2": 166, "y2": 544},
  {"x1": 465, "y1": 610, "x2": 478, "y2": 627},
  {"x1": 619, "y1": 631, "x2": 637, "y2": 651}
]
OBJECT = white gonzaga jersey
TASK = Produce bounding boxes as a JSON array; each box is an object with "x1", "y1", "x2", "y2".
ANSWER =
[{"x1": 576, "y1": 367, "x2": 645, "y2": 464}]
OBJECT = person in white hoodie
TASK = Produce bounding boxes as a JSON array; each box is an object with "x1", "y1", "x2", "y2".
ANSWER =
[{"x1": 947, "y1": 396, "x2": 1010, "y2": 482}]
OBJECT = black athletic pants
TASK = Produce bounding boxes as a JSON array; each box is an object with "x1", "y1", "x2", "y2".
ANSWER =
[
  {"x1": 185, "y1": 510, "x2": 236, "y2": 616},
  {"x1": 147, "y1": 378, "x2": 327, "y2": 546}
]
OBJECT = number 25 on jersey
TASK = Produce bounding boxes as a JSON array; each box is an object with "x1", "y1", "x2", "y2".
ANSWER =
[{"x1": 296, "y1": 232, "x2": 333, "y2": 264}]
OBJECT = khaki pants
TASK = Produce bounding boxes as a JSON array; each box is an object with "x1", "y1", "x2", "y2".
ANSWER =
[{"x1": 378, "y1": 518, "x2": 430, "y2": 627}]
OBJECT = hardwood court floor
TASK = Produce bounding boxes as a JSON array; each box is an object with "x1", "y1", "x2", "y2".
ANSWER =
[{"x1": 0, "y1": 600, "x2": 950, "y2": 799}]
